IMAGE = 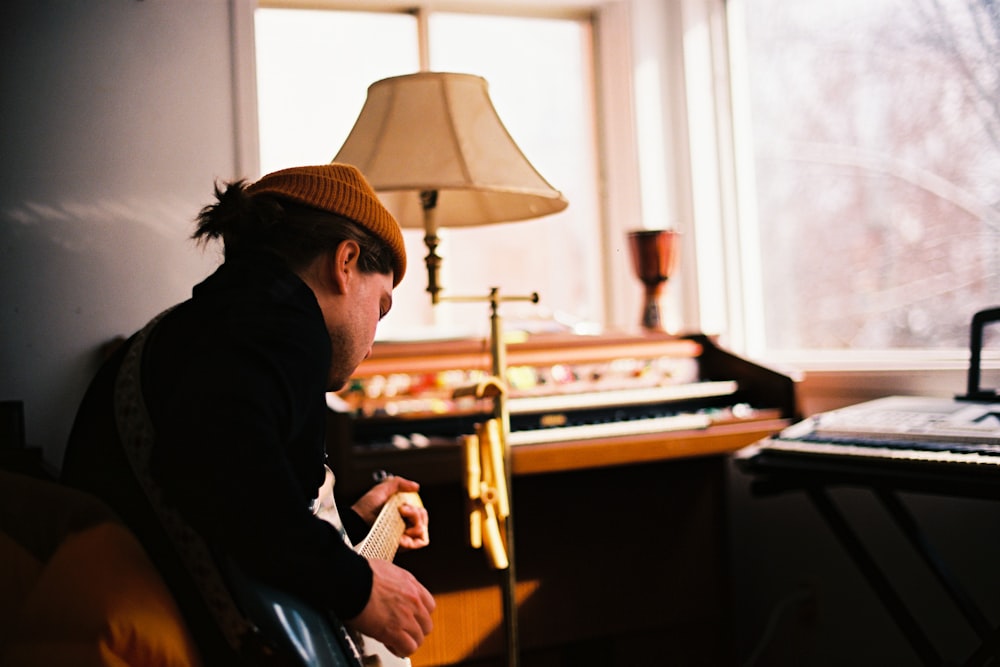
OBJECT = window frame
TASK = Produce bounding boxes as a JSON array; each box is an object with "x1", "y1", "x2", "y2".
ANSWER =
[
  {"x1": 623, "y1": 0, "x2": 997, "y2": 408},
  {"x1": 253, "y1": 0, "x2": 624, "y2": 337},
  {"x1": 718, "y1": 0, "x2": 997, "y2": 409}
]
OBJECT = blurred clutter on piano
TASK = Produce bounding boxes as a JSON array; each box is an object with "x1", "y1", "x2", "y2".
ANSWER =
[{"x1": 325, "y1": 329, "x2": 799, "y2": 496}]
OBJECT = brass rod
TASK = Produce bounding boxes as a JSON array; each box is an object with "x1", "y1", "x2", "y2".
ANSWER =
[
  {"x1": 439, "y1": 287, "x2": 538, "y2": 667},
  {"x1": 488, "y1": 288, "x2": 520, "y2": 667}
]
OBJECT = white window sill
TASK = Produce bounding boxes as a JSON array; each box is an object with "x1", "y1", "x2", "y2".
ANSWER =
[{"x1": 764, "y1": 351, "x2": 999, "y2": 416}]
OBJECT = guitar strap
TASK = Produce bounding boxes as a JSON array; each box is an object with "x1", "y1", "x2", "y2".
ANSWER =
[
  {"x1": 113, "y1": 308, "x2": 258, "y2": 653},
  {"x1": 115, "y1": 308, "x2": 367, "y2": 666}
]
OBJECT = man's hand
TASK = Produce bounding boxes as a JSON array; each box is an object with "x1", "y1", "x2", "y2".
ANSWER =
[
  {"x1": 352, "y1": 476, "x2": 430, "y2": 551},
  {"x1": 348, "y1": 559, "x2": 435, "y2": 657}
]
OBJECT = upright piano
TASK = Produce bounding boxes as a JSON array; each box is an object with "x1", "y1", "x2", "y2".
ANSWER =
[
  {"x1": 325, "y1": 330, "x2": 799, "y2": 667},
  {"x1": 328, "y1": 330, "x2": 798, "y2": 497}
]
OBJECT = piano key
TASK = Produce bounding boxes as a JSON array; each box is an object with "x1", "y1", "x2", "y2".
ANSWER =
[
  {"x1": 508, "y1": 380, "x2": 737, "y2": 414},
  {"x1": 507, "y1": 412, "x2": 712, "y2": 446},
  {"x1": 761, "y1": 438, "x2": 1000, "y2": 466}
]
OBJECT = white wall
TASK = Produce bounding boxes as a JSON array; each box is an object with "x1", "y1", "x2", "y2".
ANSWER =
[{"x1": 0, "y1": 0, "x2": 253, "y2": 468}]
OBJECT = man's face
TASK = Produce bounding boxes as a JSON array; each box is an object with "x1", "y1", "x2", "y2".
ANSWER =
[{"x1": 325, "y1": 269, "x2": 393, "y2": 391}]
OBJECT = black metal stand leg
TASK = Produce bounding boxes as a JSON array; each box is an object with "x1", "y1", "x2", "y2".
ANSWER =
[
  {"x1": 501, "y1": 509, "x2": 519, "y2": 667},
  {"x1": 806, "y1": 487, "x2": 943, "y2": 667},
  {"x1": 963, "y1": 624, "x2": 1000, "y2": 667},
  {"x1": 876, "y1": 489, "x2": 994, "y2": 642}
]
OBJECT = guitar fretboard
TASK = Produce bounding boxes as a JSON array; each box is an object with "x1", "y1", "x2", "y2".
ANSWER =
[{"x1": 354, "y1": 492, "x2": 421, "y2": 562}]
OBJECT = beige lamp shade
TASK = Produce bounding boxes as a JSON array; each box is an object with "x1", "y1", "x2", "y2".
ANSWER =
[{"x1": 332, "y1": 71, "x2": 568, "y2": 232}]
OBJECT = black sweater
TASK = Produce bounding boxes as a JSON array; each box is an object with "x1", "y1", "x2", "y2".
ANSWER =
[{"x1": 63, "y1": 253, "x2": 372, "y2": 659}]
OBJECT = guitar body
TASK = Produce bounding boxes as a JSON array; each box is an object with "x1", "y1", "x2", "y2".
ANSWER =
[
  {"x1": 222, "y1": 558, "x2": 362, "y2": 667},
  {"x1": 226, "y1": 487, "x2": 420, "y2": 667}
]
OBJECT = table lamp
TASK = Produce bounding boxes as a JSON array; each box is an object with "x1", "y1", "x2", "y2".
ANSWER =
[{"x1": 332, "y1": 71, "x2": 568, "y2": 303}]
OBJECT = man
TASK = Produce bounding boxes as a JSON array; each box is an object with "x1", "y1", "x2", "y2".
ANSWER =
[{"x1": 62, "y1": 164, "x2": 435, "y2": 664}]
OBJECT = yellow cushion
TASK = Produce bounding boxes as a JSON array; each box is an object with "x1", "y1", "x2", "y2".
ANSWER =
[
  {"x1": 0, "y1": 521, "x2": 202, "y2": 667},
  {"x1": 0, "y1": 532, "x2": 43, "y2": 638}
]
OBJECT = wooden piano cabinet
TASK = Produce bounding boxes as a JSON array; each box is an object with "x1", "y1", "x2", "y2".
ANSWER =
[
  {"x1": 389, "y1": 455, "x2": 731, "y2": 667},
  {"x1": 327, "y1": 331, "x2": 798, "y2": 666},
  {"x1": 328, "y1": 412, "x2": 790, "y2": 497},
  {"x1": 328, "y1": 330, "x2": 798, "y2": 498}
]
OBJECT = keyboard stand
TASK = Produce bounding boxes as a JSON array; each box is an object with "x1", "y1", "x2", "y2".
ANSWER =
[
  {"x1": 749, "y1": 461, "x2": 1000, "y2": 667},
  {"x1": 740, "y1": 307, "x2": 1000, "y2": 665}
]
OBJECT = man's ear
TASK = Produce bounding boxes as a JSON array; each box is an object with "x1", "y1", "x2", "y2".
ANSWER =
[{"x1": 329, "y1": 239, "x2": 361, "y2": 294}]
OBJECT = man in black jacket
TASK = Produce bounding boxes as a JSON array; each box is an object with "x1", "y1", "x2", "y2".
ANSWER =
[{"x1": 62, "y1": 164, "x2": 434, "y2": 664}]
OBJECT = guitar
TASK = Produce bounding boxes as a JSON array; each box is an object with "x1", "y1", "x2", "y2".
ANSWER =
[
  {"x1": 226, "y1": 488, "x2": 423, "y2": 667},
  {"x1": 350, "y1": 491, "x2": 424, "y2": 667}
]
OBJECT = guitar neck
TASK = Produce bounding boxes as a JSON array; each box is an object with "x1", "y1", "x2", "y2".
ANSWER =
[{"x1": 355, "y1": 491, "x2": 422, "y2": 562}]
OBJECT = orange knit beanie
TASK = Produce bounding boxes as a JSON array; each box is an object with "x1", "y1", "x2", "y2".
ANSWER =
[{"x1": 246, "y1": 164, "x2": 406, "y2": 286}]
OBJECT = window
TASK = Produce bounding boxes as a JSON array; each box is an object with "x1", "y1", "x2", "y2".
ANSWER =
[
  {"x1": 254, "y1": 5, "x2": 601, "y2": 339},
  {"x1": 254, "y1": 0, "x2": 998, "y2": 372},
  {"x1": 728, "y1": 0, "x2": 1000, "y2": 356}
]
